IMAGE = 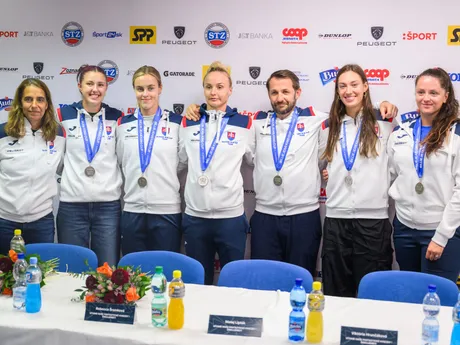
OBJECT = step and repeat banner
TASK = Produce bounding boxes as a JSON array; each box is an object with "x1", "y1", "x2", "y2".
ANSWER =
[{"x1": 1, "y1": 0, "x2": 460, "y2": 276}]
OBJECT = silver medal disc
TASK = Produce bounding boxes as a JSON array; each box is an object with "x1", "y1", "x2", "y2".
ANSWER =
[
  {"x1": 273, "y1": 175, "x2": 283, "y2": 186},
  {"x1": 198, "y1": 175, "x2": 209, "y2": 187},
  {"x1": 85, "y1": 166, "x2": 95, "y2": 177},
  {"x1": 138, "y1": 177, "x2": 148, "y2": 188},
  {"x1": 415, "y1": 182, "x2": 424, "y2": 194},
  {"x1": 344, "y1": 175, "x2": 353, "y2": 186}
]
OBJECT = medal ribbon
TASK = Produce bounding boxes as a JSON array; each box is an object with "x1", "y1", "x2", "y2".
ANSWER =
[
  {"x1": 138, "y1": 107, "x2": 162, "y2": 174},
  {"x1": 80, "y1": 111, "x2": 104, "y2": 164},
  {"x1": 270, "y1": 108, "x2": 299, "y2": 172},
  {"x1": 412, "y1": 117, "x2": 426, "y2": 179},
  {"x1": 340, "y1": 119, "x2": 362, "y2": 172},
  {"x1": 200, "y1": 111, "x2": 229, "y2": 172}
]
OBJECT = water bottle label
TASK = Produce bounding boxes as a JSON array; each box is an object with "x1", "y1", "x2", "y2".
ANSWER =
[
  {"x1": 422, "y1": 326, "x2": 439, "y2": 341},
  {"x1": 169, "y1": 285, "x2": 185, "y2": 298},
  {"x1": 152, "y1": 306, "x2": 166, "y2": 318},
  {"x1": 289, "y1": 317, "x2": 305, "y2": 332},
  {"x1": 291, "y1": 300, "x2": 306, "y2": 308}
]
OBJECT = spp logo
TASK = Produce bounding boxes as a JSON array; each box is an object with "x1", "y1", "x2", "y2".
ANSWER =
[
  {"x1": 364, "y1": 69, "x2": 390, "y2": 85},
  {"x1": 97, "y1": 60, "x2": 119, "y2": 84},
  {"x1": 448, "y1": 26, "x2": 460, "y2": 45},
  {"x1": 402, "y1": 31, "x2": 437, "y2": 41},
  {"x1": 204, "y1": 22, "x2": 230, "y2": 49},
  {"x1": 282, "y1": 28, "x2": 308, "y2": 44},
  {"x1": 0, "y1": 31, "x2": 18, "y2": 38},
  {"x1": 61, "y1": 22, "x2": 84, "y2": 47},
  {"x1": 0, "y1": 97, "x2": 13, "y2": 111},
  {"x1": 319, "y1": 67, "x2": 339, "y2": 85},
  {"x1": 130, "y1": 26, "x2": 156, "y2": 44}
]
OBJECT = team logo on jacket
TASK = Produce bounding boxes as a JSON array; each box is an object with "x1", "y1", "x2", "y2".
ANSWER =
[
  {"x1": 174, "y1": 26, "x2": 185, "y2": 39},
  {"x1": 204, "y1": 22, "x2": 230, "y2": 49},
  {"x1": 227, "y1": 131, "x2": 236, "y2": 141},
  {"x1": 222, "y1": 131, "x2": 238, "y2": 145},
  {"x1": 173, "y1": 103, "x2": 184, "y2": 114},
  {"x1": 98, "y1": 60, "x2": 119, "y2": 84},
  {"x1": 33, "y1": 62, "x2": 44, "y2": 74},
  {"x1": 48, "y1": 141, "x2": 57, "y2": 154},
  {"x1": 161, "y1": 127, "x2": 170, "y2": 136},
  {"x1": 297, "y1": 123, "x2": 305, "y2": 132},
  {"x1": 61, "y1": 22, "x2": 84, "y2": 47},
  {"x1": 106, "y1": 126, "x2": 113, "y2": 136}
]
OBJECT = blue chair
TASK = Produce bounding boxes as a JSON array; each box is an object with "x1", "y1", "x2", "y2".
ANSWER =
[
  {"x1": 25, "y1": 243, "x2": 98, "y2": 274},
  {"x1": 117, "y1": 251, "x2": 205, "y2": 284},
  {"x1": 358, "y1": 271, "x2": 460, "y2": 306},
  {"x1": 217, "y1": 259, "x2": 313, "y2": 292}
]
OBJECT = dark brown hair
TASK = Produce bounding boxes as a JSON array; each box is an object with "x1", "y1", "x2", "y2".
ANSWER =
[
  {"x1": 77, "y1": 64, "x2": 107, "y2": 84},
  {"x1": 5, "y1": 78, "x2": 59, "y2": 142},
  {"x1": 322, "y1": 64, "x2": 378, "y2": 162},
  {"x1": 415, "y1": 68, "x2": 459, "y2": 155},
  {"x1": 266, "y1": 70, "x2": 300, "y2": 92}
]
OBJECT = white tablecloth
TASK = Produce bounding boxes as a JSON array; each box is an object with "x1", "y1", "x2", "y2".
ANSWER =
[{"x1": 0, "y1": 274, "x2": 455, "y2": 345}]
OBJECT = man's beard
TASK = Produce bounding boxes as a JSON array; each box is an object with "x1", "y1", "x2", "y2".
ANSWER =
[{"x1": 272, "y1": 100, "x2": 296, "y2": 115}]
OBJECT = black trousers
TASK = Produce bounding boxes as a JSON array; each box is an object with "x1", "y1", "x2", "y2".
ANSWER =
[{"x1": 322, "y1": 217, "x2": 393, "y2": 297}]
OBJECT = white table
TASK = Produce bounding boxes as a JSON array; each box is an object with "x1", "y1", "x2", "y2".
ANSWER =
[{"x1": 0, "y1": 274, "x2": 455, "y2": 345}]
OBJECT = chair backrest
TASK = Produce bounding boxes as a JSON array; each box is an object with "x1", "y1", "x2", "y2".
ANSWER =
[
  {"x1": 358, "y1": 271, "x2": 460, "y2": 306},
  {"x1": 217, "y1": 259, "x2": 313, "y2": 292},
  {"x1": 25, "y1": 243, "x2": 98, "y2": 274},
  {"x1": 117, "y1": 251, "x2": 205, "y2": 284}
]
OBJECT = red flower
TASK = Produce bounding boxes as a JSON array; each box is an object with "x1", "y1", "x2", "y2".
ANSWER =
[
  {"x1": 103, "y1": 291, "x2": 125, "y2": 304},
  {"x1": 0, "y1": 257, "x2": 13, "y2": 273},
  {"x1": 111, "y1": 268, "x2": 129, "y2": 286},
  {"x1": 85, "y1": 275, "x2": 97, "y2": 290}
]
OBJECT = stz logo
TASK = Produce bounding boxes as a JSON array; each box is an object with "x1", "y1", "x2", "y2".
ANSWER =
[
  {"x1": 173, "y1": 104, "x2": 184, "y2": 115},
  {"x1": 174, "y1": 26, "x2": 185, "y2": 39},
  {"x1": 249, "y1": 66, "x2": 260, "y2": 80},
  {"x1": 130, "y1": 26, "x2": 156, "y2": 44},
  {"x1": 97, "y1": 60, "x2": 119, "y2": 84},
  {"x1": 448, "y1": 26, "x2": 460, "y2": 45},
  {"x1": 61, "y1": 22, "x2": 84, "y2": 47},
  {"x1": 33, "y1": 62, "x2": 44, "y2": 74}
]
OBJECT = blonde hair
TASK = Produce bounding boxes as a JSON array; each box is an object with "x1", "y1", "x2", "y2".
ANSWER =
[
  {"x1": 203, "y1": 61, "x2": 232, "y2": 87},
  {"x1": 132, "y1": 65, "x2": 162, "y2": 88}
]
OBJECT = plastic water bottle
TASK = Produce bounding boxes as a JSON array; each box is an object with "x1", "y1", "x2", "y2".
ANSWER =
[
  {"x1": 307, "y1": 281, "x2": 325, "y2": 343},
  {"x1": 168, "y1": 270, "x2": 185, "y2": 330},
  {"x1": 451, "y1": 293, "x2": 460, "y2": 345},
  {"x1": 25, "y1": 257, "x2": 42, "y2": 313},
  {"x1": 289, "y1": 278, "x2": 306, "y2": 342},
  {"x1": 10, "y1": 229, "x2": 25, "y2": 253},
  {"x1": 151, "y1": 266, "x2": 167, "y2": 327},
  {"x1": 12, "y1": 252, "x2": 28, "y2": 310},
  {"x1": 422, "y1": 284, "x2": 440, "y2": 345}
]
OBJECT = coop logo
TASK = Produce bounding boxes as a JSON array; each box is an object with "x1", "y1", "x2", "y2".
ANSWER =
[
  {"x1": 22, "y1": 62, "x2": 55, "y2": 81},
  {"x1": 402, "y1": 31, "x2": 437, "y2": 41},
  {"x1": 97, "y1": 60, "x2": 119, "y2": 84},
  {"x1": 365, "y1": 68, "x2": 390, "y2": 85},
  {"x1": 163, "y1": 71, "x2": 195, "y2": 77},
  {"x1": 130, "y1": 26, "x2": 156, "y2": 44},
  {"x1": 319, "y1": 67, "x2": 339, "y2": 85},
  {"x1": 448, "y1": 73, "x2": 460, "y2": 82},
  {"x1": 0, "y1": 97, "x2": 13, "y2": 111},
  {"x1": 237, "y1": 32, "x2": 273, "y2": 40},
  {"x1": 60, "y1": 67, "x2": 79, "y2": 75},
  {"x1": 173, "y1": 104, "x2": 184, "y2": 115},
  {"x1": 448, "y1": 26, "x2": 460, "y2": 45},
  {"x1": 0, "y1": 67, "x2": 18, "y2": 72},
  {"x1": 317, "y1": 33, "x2": 352, "y2": 39},
  {"x1": 0, "y1": 31, "x2": 18, "y2": 38},
  {"x1": 162, "y1": 26, "x2": 197, "y2": 45},
  {"x1": 282, "y1": 28, "x2": 308, "y2": 44},
  {"x1": 24, "y1": 31, "x2": 53, "y2": 37},
  {"x1": 236, "y1": 67, "x2": 266, "y2": 86},
  {"x1": 400, "y1": 74, "x2": 417, "y2": 80},
  {"x1": 93, "y1": 31, "x2": 122, "y2": 38},
  {"x1": 204, "y1": 22, "x2": 230, "y2": 49},
  {"x1": 61, "y1": 22, "x2": 84, "y2": 47},
  {"x1": 357, "y1": 26, "x2": 397, "y2": 47}
]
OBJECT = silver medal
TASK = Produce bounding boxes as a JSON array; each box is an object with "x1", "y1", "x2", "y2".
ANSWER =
[
  {"x1": 273, "y1": 175, "x2": 283, "y2": 186},
  {"x1": 198, "y1": 175, "x2": 209, "y2": 187},
  {"x1": 138, "y1": 177, "x2": 148, "y2": 188},
  {"x1": 344, "y1": 175, "x2": 353, "y2": 186},
  {"x1": 85, "y1": 166, "x2": 95, "y2": 177},
  {"x1": 415, "y1": 182, "x2": 424, "y2": 194}
]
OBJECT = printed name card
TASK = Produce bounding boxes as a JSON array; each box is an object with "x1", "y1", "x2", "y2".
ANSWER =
[
  {"x1": 208, "y1": 315, "x2": 263, "y2": 337},
  {"x1": 341, "y1": 326, "x2": 398, "y2": 345},
  {"x1": 85, "y1": 302, "x2": 136, "y2": 325}
]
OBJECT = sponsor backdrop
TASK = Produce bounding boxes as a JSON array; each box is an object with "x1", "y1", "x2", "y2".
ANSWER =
[{"x1": 1, "y1": 0, "x2": 460, "y2": 276}]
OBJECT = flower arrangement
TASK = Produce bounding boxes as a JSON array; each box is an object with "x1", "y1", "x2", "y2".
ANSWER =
[
  {"x1": 73, "y1": 262, "x2": 151, "y2": 304},
  {"x1": 0, "y1": 250, "x2": 59, "y2": 295}
]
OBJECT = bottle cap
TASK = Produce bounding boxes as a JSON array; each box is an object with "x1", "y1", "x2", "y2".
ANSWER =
[
  {"x1": 14, "y1": 229, "x2": 21, "y2": 236},
  {"x1": 295, "y1": 278, "x2": 303, "y2": 286},
  {"x1": 173, "y1": 270, "x2": 181, "y2": 279},
  {"x1": 155, "y1": 266, "x2": 163, "y2": 274},
  {"x1": 17, "y1": 253, "x2": 25, "y2": 260},
  {"x1": 312, "y1": 281, "x2": 322, "y2": 291},
  {"x1": 30, "y1": 257, "x2": 38, "y2": 265},
  {"x1": 428, "y1": 284, "x2": 436, "y2": 292}
]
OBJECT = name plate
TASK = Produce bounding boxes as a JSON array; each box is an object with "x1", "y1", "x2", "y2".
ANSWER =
[
  {"x1": 84, "y1": 302, "x2": 135, "y2": 325},
  {"x1": 208, "y1": 315, "x2": 263, "y2": 337},
  {"x1": 341, "y1": 326, "x2": 398, "y2": 345}
]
